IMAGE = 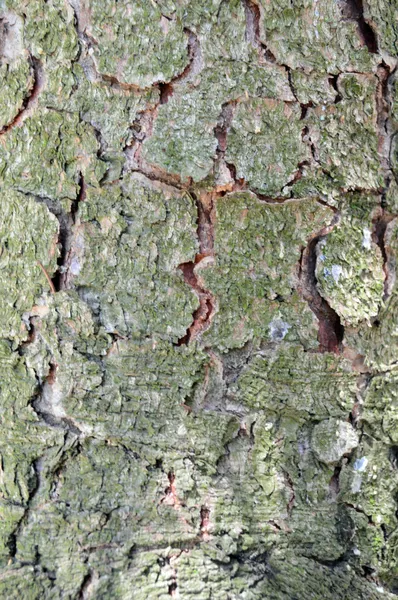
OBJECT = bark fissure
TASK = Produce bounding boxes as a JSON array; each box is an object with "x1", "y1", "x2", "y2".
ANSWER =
[
  {"x1": 298, "y1": 215, "x2": 345, "y2": 353},
  {"x1": 6, "y1": 457, "x2": 43, "y2": 559},
  {"x1": 342, "y1": 0, "x2": 378, "y2": 54},
  {"x1": 0, "y1": 56, "x2": 44, "y2": 135},
  {"x1": 51, "y1": 172, "x2": 86, "y2": 292},
  {"x1": 243, "y1": 0, "x2": 277, "y2": 63},
  {"x1": 178, "y1": 192, "x2": 216, "y2": 345}
]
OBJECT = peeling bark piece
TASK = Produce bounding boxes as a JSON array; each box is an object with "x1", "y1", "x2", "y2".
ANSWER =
[
  {"x1": 20, "y1": 0, "x2": 79, "y2": 62},
  {"x1": 0, "y1": 342, "x2": 62, "y2": 562},
  {"x1": 85, "y1": 0, "x2": 189, "y2": 87},
  {"x1": 288, "y1": 504, "x2": 355, "y2": 562},
  {"x1": 75, "y1": 174, "x2": 199, "y2": 341},
  {"x1": 362, "y1": 371, "x2": 398, "y2": 445},
  {"x1": 257, "y1": 550, "x2": 391, "y2": 599},
  {"x1": 237, "y1": 344, "x2": 357, "y2": 418},
  {"x1": 201, "y1": 193, "x2": 333, "y2": 351},
  {"x1": 311, "y1": 419, "x2": 358, "y2": 464},
  {"x1": 316, "y1": 204, "x2": 384, "y2": 326},
  {"x1": 339, "y1": 435, "x2": 398, "y2": 563},
  {"x1": 13, "y1": 439, "x2": 196, "y2": 592},
  {"x1": 256, "y1": 0, "x2": 378, "y2": 72},
  {"x1": 308, "y1": 73, "x2": 382, "y2": 191},
  {"x1": 0, "y1": 109, "x2": 106, "y2": 200},
  {"x1": 225, "y1": 98, "x2": 307, "y2": 195},
  {"x1": 0, "y1": 189, "x2": 58, "y2": 341},
  {"x1": 344, "y1": 218, "x2": 398, "y2": 370},
  {"x1": 40, "y1": 62, "x2": 160, "y2": 163},
  {"x1": 290, "y1": 70, "x2": 338, "y2": 106},
  {"x1": 142, "y1": 61, "x2": 293, "y2": 183}
]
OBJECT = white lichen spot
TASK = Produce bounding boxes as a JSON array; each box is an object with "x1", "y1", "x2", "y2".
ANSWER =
[
  {"x1": 70, "y1": 257, "x2": 81, "y2": 276},
  {"x1": 362, "y1": 227, "x2": 372, "y2": 250},
  {"x1": 351, "y1": 472, "x2": 362, "y2": 493},
  {"x1": 354, "y1": 456, "x2": 368, "y2": 472},
  {"x1": 331, "y1": 264, "x2": 343, "y2": 283},
  {"x1": 269, "y1": 318, "x2": 291, "y2": 341}
]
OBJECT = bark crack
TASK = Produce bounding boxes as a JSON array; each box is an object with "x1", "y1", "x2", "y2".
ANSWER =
[
  {"x1": 0, "y1": 55, "x2": 44, "y2": 136},
  {"x1": 297, "y1": 214, "x2": 345, "y2": 353},
  {"x1": 178, "y1": 192, "x2": 216, "y2": 345},
  {"x1": 51, "y1": 172, "x2": 86, "y2": 292},
  {"x1": 340, "y1": 0, "x2": 378, "y2": 54}
]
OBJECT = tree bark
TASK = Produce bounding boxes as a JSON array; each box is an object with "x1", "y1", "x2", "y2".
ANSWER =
[{"x1": 0, "y1": 0, "x2": 397, "y2": 598}]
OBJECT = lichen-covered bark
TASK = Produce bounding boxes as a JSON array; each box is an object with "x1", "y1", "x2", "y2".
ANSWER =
[{"x1": 0, "y1": 0, "x2": 398, "y2": 598}]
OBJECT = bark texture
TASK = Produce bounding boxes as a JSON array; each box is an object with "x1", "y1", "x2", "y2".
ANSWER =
[{"x1": 0, "y1": 0, "x2": 398, "y2": 598}]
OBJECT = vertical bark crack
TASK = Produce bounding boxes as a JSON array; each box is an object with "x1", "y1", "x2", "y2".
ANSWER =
[
  {"x1": 298, "y1": 215, "x2": 345, "y2": 353},
  {"x1": 178, "y1": 192, "x2": 216, "y2": 345},
  {"x1": 341, "y1": 0, "x2": 378, "y2": 54},
  {"x1": 0, "y1": 55, "x2": 44, "y2": 135},
  {"x1": 51, "y1": 172, "x2": 86, "y2": 292}
]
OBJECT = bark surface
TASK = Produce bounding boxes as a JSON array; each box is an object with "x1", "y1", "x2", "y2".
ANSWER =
[{"x1": 0, "y1": 0, "x2": 398, "y2": 598}]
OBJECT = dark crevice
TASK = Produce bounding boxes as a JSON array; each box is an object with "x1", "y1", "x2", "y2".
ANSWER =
[
  {"x1": 282, "y1": 470, "x2": 296, "y2": 515},
  {"x1": 389, "y1": 446, "x2": 398, "y2": 469},
  {"x1": 0, "y1": 55, "x2": 44, "y2": 135},
  {"x1": 7, "y1": 457, "x2": 43, "y2": 560},
  {"x1": 301, "y1": 125, "x2": 319, "y2": 164},
  {"x1": 78, "y1": 570, "x2": 96, "y2": 600},
  {"x1": 200, "y1": 506, "x2": 211, "y2": 539},
  {"x1": 214, "y1": 100, "x2": 239, "y2": 156},
  {"x1": 329, "y1": 465, "x2": 342, "y2": 498},
  {"x1": 307, "y1": 554, "x2": 348, "y2": 569},
  {"x1": 376, "y1": 63, "x2": 394, "y2": 180},
  {"x1": 30, "y1": 362, "x2": 82, "y2": 436},
  {"x1": 372, "y1": 210, "x2": 395, "y2": 299},
  {"x1": 298, "y1": 216, "x2": 345, "y2": 353},
  {"x1": 243, "y1": 0, "x2": 276, "y2": 63},
  {"x1": 299, "y1": 103, "x2": 313, "y2": 120},
  {"x1": 344, "y1": 502, "x2": 375, "y2": 525},
  {"x1": 31, "y1": 401, "x2": 83, "y2": 436},
  {"x1": 349, "y1": 401, "x2": 362, "y2": 428},
  {"x1": 168, "y1": 582, "x2": 178, "y2": 596},
  {"x1": 284, "y1": 64, "x2": 300, "y2": 104},
  {"x1": 51, "y1": 173, "x2": 86, "y2": 292},
  {"x1": 328, "y1": 74, "x2": 343, "y2": 104},
  {"x1": 159, "y1": 82, "x2": 174, "y2": 104},
  {"x1": 177, "y1": 192, "x2": 216, "y2": 345},
  {"x1": 283, "y1": 160, "x2": 310, "y2": 189},
  {"x1": 341, "y1": 0, "x2": 378, "y2": 53}
]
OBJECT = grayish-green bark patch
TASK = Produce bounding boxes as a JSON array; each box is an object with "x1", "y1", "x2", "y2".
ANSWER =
[{"x1": 0, "y1": 0, "x2": 398, "y2": 598}]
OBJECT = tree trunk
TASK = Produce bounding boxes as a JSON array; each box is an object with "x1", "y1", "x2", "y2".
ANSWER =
[{"x1": 0, "y1": 0, "x2": 397, "y2": 598}]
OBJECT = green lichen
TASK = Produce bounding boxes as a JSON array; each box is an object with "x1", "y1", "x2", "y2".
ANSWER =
[
  {"x1": 0, "y1": 109, "x2": 106, "y2": 200},
  {"x1": 0, "y1": 0, "x2": 395, "y2": 597},
  {"x1": 225, "y1": 98, "x2": 307, "y2": 196},
  {"x1": 86, "y1": 0, "x2": 189, "y2": 87},
  {"x1": 75, "y1": 174, "x2": 199, "y2": 341},
  {"x1": 257, "y1": 0, "x2": 377, "y2": 73},
  {"x1": 0, "y1": 189, "x2": 58, "y2": 341},
  {"x1": 201, "y1": 193, "x2": 332, "y2": 350},
  {"x1": 316, "y1": 203, "x2": 384, "y2": 326},
  {"x1": 307, "y1": 73, "x2": 382, "y2": 191}
]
